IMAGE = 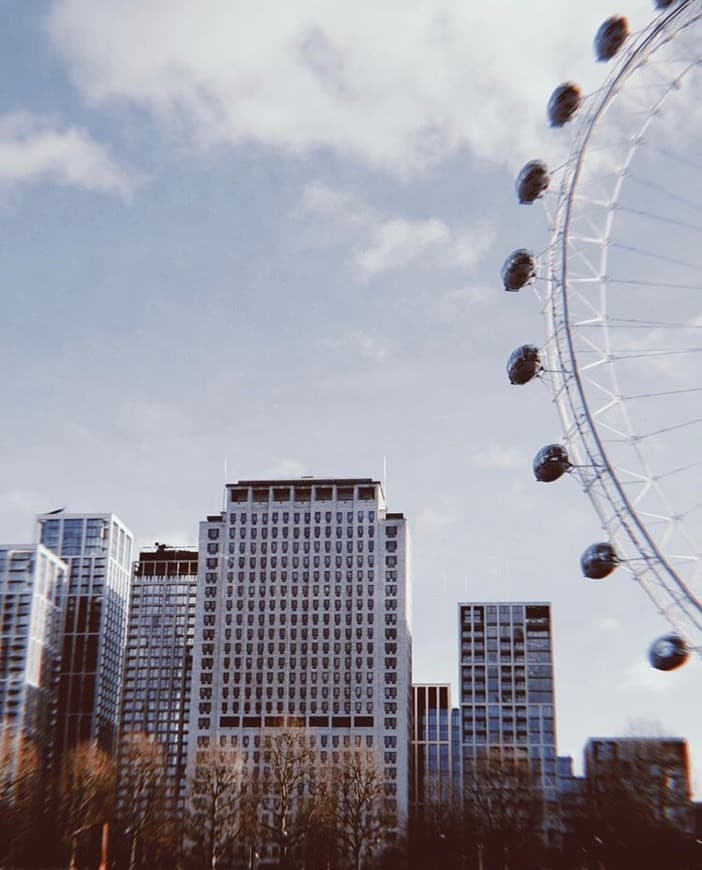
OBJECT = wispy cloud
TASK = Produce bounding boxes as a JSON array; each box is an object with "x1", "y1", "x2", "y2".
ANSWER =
[
  {"x1": 321, "y1": 330, "x2": 391, "y2": 362},
  {"x1": 0, "y1": 111, "x2": 134, "y2": 199},
  {"x1": 355, "y1": 216, "x2": 494, "y2": 278},
  {"x1": 620, "y1": 659, "x2": 685, "y2": 694},
  {"x1": 433, "y1": 285, "x2": 493, "y2": 321},
  {"x1": 260, "y1": 459, "x2": 309, "y2": 479},
  {"x1": 593, "y1": 615, "x2": 622, "y2": 634},
  {"x1": 300, "y1": 182, "x2": 372, "y2": 230},
  {"x1": 301, "y1": 181, "x2": 494, "y2": 278},
  {"x1": 416, "y1": 506, "x2": 463, "y2": 534},
  {"x1": 47, "y1": 0, "x2": 656, "y2": 173},
  {"x1": 0, "y1": 487, "x2": 48, "y2": 518},
  {"x1": 471, "y1": 443, "x2": 524, "y2": 470}
]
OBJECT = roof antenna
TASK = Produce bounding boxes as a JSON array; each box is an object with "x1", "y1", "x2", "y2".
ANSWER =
[
  {"x1": 383, "y1": 455, "x2": 387, "y2": 504},
  {"x1": 223, "y1": 458, "x2": 228, "y2": 511}
]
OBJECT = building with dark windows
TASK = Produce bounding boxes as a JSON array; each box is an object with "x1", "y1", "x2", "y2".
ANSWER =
[
  {"x1": 585, "y1": 737, "x2": 692, "y2": 832},
  {"x1": 0, "y1": 544, "x2": 67, "y2": 776},
  {"x1": 411, "y1": 684, "x2": 461, "y2": 821},
  {"x1": 556, "y1": 755, "x2": 587, "y2": 855},
  {"x1": 458, "y1": 602, "x2": 558, "y2": 840},
  {"x1": 187, "y1": 477, "x2": 412, "y2": 864},
  {"x1": 36, "y1": 512, "x2": 133, "y2": 758},
  {"x1": 119, "y1": 545, "x2": 198, "y2": 820}
]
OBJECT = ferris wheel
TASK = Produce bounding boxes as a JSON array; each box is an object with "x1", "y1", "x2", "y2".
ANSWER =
[{"x1": 503, "y1": 0, "x2": 702, "y2": 670}]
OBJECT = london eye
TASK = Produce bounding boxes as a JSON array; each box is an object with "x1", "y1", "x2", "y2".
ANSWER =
[{"x1": 504, "y1": 0, "x2": 702, "y2": 669}]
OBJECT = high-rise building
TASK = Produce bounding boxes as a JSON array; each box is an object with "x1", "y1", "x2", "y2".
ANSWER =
[
  {"x1": 188, "y1": 477, "x2": 412, "y2": 861},
  {"x1": 36, "y1": 512, "x2": 133, "y2": 757},
  {"x1": 410, "y1": 684, "x2": 461, "y2": 820},
  {"x1": 119, "y1": 545, "x2": 198, "y2": 816},
  {"x1": 0, "y1": 544, "x2": 67, "y2": 776},
  {"x1": 458, "y1": 602, "x2": 558, "y2": 837}
]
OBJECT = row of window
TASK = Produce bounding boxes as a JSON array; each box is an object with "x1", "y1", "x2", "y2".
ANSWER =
[
  {"x1": 210, "y1": 555, "x2": 396, "y2": 570},
  {"x1": 218, "y1": 669, "x2": 375, "y2": 684},
  {"x1": 201, "y1": 630, "x2": 387, "y2": 646},
  {"x1": 219, "y1": 510, "x2": 380, "y2": 526},
  {"x1": 221, "y1": 525, "x2": 383, "y2": 541},
  {"x1": 216, "y1": 541, "x2": 384, "y2": 558},
  {"x1": 209, "y1": 569, "x2": 400, "y2": 585},
  {"x1": 211, "y1": 596, "x2": 381, "y2": 612},
  {"x1": 200, "y1": 612, "x2": 380, "y2": 630}
]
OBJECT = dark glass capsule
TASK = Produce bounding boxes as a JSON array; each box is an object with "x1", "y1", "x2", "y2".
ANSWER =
[
  {"x1": 648, "y1": 634, "x2": 689, "y2": 671},
  {"x1": 548, "y1": 83, "x2": 581, "y2": 127},
  {"x1": 581, "y1": 542, "x2": 618, "y2": 579},
  {"x1": 507, "y1": 344, "x2": 541, "y2": 385},
  {"x1": 654, "y1": 0, "x2": 677, "y2": 8},
  {"x1": 501, "y1": 249, "x2": 536, "y2": 292},
  {"x1": 533, "y1": 444, "x2": 571, "y2": 482},
  {"x1": 595, "y1": 16, "x2": 629, "y2": 61},
  {"x1": 516, "y1": 160, "x2": 550, "y2": 204}
]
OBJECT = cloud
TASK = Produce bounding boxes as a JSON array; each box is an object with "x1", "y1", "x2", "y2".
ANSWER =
[
  {"x1": 593, "y1": 615, "x2": 622, "y2": 634},
  {"x1": 620, "y1": 659, "x2": 685, "y2": 693},
  {"x1": 0, "y1": 487, "x2": 48, "y2": 519},
  {"x1": 321, "y1": 330, "x2": 390, "y2": 362},
  {"x1": 471, "y1": 443, "x2": 524, "y2": 470},
  {"x1": 0, "y1": 111, "x2": 134, "y2": 199},
  {"x1": 416, "y1": 506, "x2": 462, "y2": 535},
  {"x1": 260, "y1": 458, "x2": 309, "y2": 479},
  {"x1": 355, "y1": 217, "x2": 494, "y2": 278},
  {"x1": 300, "y1": 181, "x2": 374, "y2": 232},
  {"x1": 433, "y1": 285, "x2": 493, "y2": 321},
  {"x1": 46, "y1": 0, "x2": 656, "y2": 174},
  {"x1": 301, "y1": 181, "x2": 494, "y2": 277}
]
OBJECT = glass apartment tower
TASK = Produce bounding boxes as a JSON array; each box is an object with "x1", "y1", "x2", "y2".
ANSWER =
[
  {"x1": 188, "y1": 477, "x2": 412, "y2": 857},
  {"x1": 0, "y1": 544, "x2": 67, "y2": 776},
  {"x1": 119, "y1": 545, "x2": 198, "y2": 816},
  {"x1": 459, "y1": 602, "x2": 558, "y2": 835},
  {"x1": 36, "y1": 512, "x2": 133, "y2": 757},
  {"x1": 411, "y1": 684, "x2": 461, "y2": 820}
]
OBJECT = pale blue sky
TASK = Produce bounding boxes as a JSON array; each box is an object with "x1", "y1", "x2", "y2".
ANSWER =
[{"x1": 2, "y1": 0, "x2": 700, "y2": 791}]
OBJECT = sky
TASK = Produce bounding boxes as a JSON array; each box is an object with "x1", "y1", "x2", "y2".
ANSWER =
[{"x1": 2, "y1": 0, "x2": 701, "y2": 791}]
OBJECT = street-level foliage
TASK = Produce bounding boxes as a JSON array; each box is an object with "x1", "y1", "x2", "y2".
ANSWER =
[{"x1": 0, "y1": 725, "x2": 699, "y2": 869}]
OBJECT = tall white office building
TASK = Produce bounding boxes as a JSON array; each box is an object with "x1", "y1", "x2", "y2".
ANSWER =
[
  {"x1": 188, "y1": 477, "x2": 412, "y2": 858},
  {"x1": 0, "y1": 544, "x2": 67, "y2": 776},
  {"x1": 36, "y1": 512, "x2": 133, "y2": 757},
  {"x1": 459, "y1": 602, "x2": 558, "y2": 837},
  {"x1": 119, "y1": 545, "x2": 198, "y2": 817}
]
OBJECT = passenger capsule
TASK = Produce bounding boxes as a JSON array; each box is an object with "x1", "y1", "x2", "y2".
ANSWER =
[
  {"x1": 654, "y1": 0, "x2": 677, "y2": 8},
  {"x1": 516, "y1": 160, "x2": 550, "y2": 204},
  {"x1": 533, "y1": 444, "x2": 571, "y2": 482},
  {"x1": 648, "y1": 634, "x2": 689, "y2": 671},
  {"x1": 548, "y1": 83, "x2": 581, "y2": 127},
  {"x1": 507, "y1": 344, "x2": 541, "y2": 385},
  {"x1": 580, "y1": 542, "x2": 619, "y2": 579},
  {"x1": 502, "y1": 249, "x2": 536, "y2": 292},
  {"x1": 595, "y1": 16, "x2": 629, "y2": 61}
]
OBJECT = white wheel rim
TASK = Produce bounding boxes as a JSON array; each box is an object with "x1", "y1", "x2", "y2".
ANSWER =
[{"x1": 540, "y1": 0, "x2": 702, "y2": 648}]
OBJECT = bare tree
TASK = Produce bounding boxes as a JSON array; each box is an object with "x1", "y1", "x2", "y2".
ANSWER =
[
  {"x1": 0, "y1": 728, "x2": 44, "y2": 866},
  {"x1": 118, "y1": 732, "x2": 174, "y2": 869},
  {"x1": 60, "y1": 740, "x2": 116, "y2": 870},
  {"x1": 462, "y1": 749, "x2": 543, "y2": 869},
  {"x1": 586, "y1": 736, "x2": 693, "y2": 868},
  {"x1": 331, "y1": 748, "x2": 385, "y2": 870},
  {"x1": 185, "y1": 745, "x2": 257, "y2": 869},
  {"x1": 260, "y1": 725, "x2": 320, "y2": 868}
]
